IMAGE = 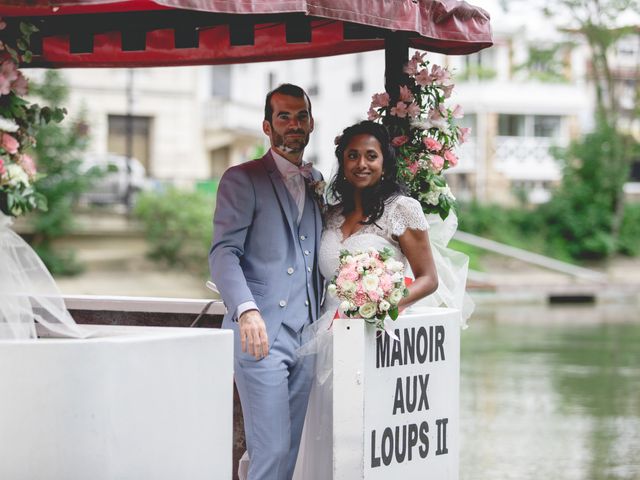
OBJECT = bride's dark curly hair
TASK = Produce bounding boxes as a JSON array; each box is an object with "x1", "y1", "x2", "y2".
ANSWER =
[{"x1": 329, "y1": 120, "x2": 404, "y2": 225}]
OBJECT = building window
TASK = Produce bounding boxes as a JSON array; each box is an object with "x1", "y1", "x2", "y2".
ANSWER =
[
  {"x1": 533, "y1": 115, "x2": 561, "y2": 138},
  {"x1": 211, "y1": 65, "x2": 231, "y2": 98},
  {"x1": 107, "y1": 115, "x2": 152, "y2": 172},
  {"x1": 498, "y1": 114, "x2": 525, "y2": 136}
]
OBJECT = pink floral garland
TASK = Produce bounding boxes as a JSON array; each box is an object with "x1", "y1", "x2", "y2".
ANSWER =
[{"x1": 367, "y1": 52, "x2": 471, "y2": 219}]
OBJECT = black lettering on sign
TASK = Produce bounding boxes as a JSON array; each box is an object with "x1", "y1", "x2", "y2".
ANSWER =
[
  {"x1": 392, "y1": 374, "x2": 430, "y2": 415},
  {"x1": 371, "y1": 430, "x2": 381, "y2": 468},
  {"x1": 370, "y1": 422, "x2": 430, "y2": 468},
  {"x1": 376, "y1": 325, "x2": 446, "y2": 368},
  {"x1": 436, "y1": 325, "x2": 446, "y2": 361},
  {"x1": 436, "y1": 418, "x2": 449, "y2": 455},
  {"x1": 376, "y1": 332, "x2": 389, "y2": 368}
]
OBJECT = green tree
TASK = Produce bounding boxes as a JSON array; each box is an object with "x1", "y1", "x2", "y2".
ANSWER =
[
  {"x1": 502, "y1": 0, "x2": 640, "y2": 257},
  {"x1": 28, "y1": 70, "x2": 99, "y2": 275}
]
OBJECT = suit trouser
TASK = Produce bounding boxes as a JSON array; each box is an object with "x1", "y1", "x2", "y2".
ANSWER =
[{"x1": 234, "y1": 322, "x2": 314, "y2": 480}]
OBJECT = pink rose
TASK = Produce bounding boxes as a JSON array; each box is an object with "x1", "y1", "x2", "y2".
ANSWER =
[
  {"x1": 11, "y1": 71, "x2": 28, "y2": 96},
  {"x1": 408, "y1": 161, "x2": 420, "y2": 175},
  {"x1": 430, "y1": 155, "x2": 445, "y2": 172},
  {"x1": 354, "y1": 290, "x2": 368, "y2": 307},
  {"x1": 390, "y1": 101, "x2": 408, "y2": 118},
  {"x1": 458, "y1": 127, "x2": 471, "y2": 144},
  {"x1": 399, "y1": 85, "x2": 413, "y2": 102},
  {"x1": 370, "y1": 92, "x2": 390, "y2": 108},
  {"x1": 423, "y1": 137, "x2": 442, "y2": 152},
  {"x1": 19, "y1": 154, "x2": 37, "y2": 177},
  {"x1": 1, "y1": 133, "x2": 19, "y2": 154},
  {"x1": 392, "y1": 135, "x2": 408, "y2": 147},
  {"x1": 444, "y1": 149, "x2": 458, "y2": 167},
  {"x1": 0, "y1": 156, "x2": 6, "y2": 176},
  {"x1": 368, "y1": 290, "x2": 380, "y2": 302},
  {"x1": 406, "y1": 101, "x2": 421, "y2": 119}
]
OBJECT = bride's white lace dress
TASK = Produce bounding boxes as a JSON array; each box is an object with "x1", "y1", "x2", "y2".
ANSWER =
[{"x1": 293, "y1": 195, "x2": 427, "y2": 479}]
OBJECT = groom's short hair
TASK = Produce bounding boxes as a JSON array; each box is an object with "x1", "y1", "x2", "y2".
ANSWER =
[{"x1": 264, "y1": 84, "x2": 313, "y2": 124}]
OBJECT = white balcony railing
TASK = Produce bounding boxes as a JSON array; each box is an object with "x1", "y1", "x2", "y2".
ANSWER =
[{"x1": 493, "y1": 136, "x2": 564, "y2": 181}]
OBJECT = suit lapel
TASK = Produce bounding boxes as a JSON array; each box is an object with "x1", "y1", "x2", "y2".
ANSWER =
[{"x1": 262, "y1": 152, "x2": 297, "y2": 240}]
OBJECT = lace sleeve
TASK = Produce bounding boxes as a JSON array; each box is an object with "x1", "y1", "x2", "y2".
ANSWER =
[{"x1": 388, "y1": 196, "x2": 428, "y2": 238}]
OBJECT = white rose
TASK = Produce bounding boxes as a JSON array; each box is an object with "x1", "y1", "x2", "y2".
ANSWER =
[
  {"x1": 391, "y1": 260, "x2": 404, "y2": 272},
  {"x1": 379, "y1": 300, "x2": 391, "y2": 312},
  {"x1": 389, "y1": 289, "x2": 404, "y2": 305},
  {"x1": 344, "y1": 255, "x2": 355, "y2": 264},
  {"x1": 341, "y1": 280, "x2": 356, "y2": 293},
  {"x1": 391, "y1": 272, "x2": 404, "y2": 283},
  {"x1": 339, "y1": 300, "x2": 352, "y2": 313},
  {"x1": 0, "y1": 116, "x2": 19, "y2": 133},
  {"x1": 5, "y1": 164, "x2": 30, "y2": 187},
  {"x1": 356, "y1": 265, "x2": 364, "y2": 274},
  {"x1": 362, "y1": 274, "x2": 380, "y2": 291},
  {"x1": 358, "y1": 302, "x2": 377, "y2": 319},
  {"x1": 327, "y1": 284, "x2": 337, "y2": 296}
]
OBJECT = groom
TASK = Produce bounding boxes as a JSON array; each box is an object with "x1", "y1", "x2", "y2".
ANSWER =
[{"x1": 209, "y1": 84, "x2": 323, "y2": 480}]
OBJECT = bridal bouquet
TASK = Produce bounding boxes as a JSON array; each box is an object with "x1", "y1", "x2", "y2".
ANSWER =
[
  {"x1": 367, "y1": 52, "x2": 470, "y2": 220},
  {"x1": 327, "y1": 247, "x2": 408, "y2": 331}
]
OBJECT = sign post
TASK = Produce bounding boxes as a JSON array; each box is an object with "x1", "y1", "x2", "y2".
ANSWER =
[{"x1": 333, "y1": 308, "x2": 461, "y2": 479}]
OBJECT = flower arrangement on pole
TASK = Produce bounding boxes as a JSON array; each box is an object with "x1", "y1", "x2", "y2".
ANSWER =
[
  {"x1": 367, "y1": 52, "x2": 470, "y2": 220},
  {"x1": 0, "y1": 16, "x2": 66, "y2": 216}
]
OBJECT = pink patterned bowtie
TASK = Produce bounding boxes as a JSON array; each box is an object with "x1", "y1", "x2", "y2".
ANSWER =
[{"x1": 282, "y1": 162, "x2": 313, "y2": 180}]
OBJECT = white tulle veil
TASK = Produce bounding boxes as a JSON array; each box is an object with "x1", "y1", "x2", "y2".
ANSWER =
[{"x1": 0, "y1": 213, "x2": 88, "y2": 340}]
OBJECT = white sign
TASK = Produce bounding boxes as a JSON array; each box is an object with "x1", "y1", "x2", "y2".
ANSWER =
[{"x1": 333, "y1": 308, "x2": 460, "y2": 480}]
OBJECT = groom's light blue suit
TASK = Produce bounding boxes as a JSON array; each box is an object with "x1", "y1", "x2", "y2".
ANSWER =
[{"x1": 209, "y1": 150, "x2": 323, "y2": 480}]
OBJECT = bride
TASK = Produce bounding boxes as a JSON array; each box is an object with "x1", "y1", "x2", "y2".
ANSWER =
[{"x1": 292, "y1": 120, "x2": 439, "y2": 479}]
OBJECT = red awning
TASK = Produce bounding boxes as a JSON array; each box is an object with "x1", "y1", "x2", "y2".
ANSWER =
[{"x1": 0, "y1": 0, "x2": 492, "y2": 68}]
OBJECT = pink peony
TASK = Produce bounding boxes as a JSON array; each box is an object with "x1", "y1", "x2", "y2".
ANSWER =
[
  {"x1": 354, "y1": 290, "x2": 368, "y2": 307},
  {"x1": 444, "y1": 149, "x2": 458, "y2": 167},
  {"x1": 392, "y1": 135, "x2": 408, "y2": 147},
  {"x1": 430, "y1": 155, "x2": 445, "y2": 171},
  {"x1": 370, "y1": 92, "x2": 390, "y2": 108},
  {"x1": 458, "y1": 127, "x2": 471, "y2": 144},
  {"x1": 1, "y1": 133, "x2": 19, "y2": 154},
  {"x1": 18, "y1": 154, "x2": 37, "y2": 177},
  {"x1": 368, "y1": 290, "x2": 380, "y2": 302},
  {"x1": 399, "y1": 85, "x2": 413, "y2": 102},
  {"x1": 406, "y1": 102, "x2": 421, "y2": 119},
  {"x1": 407, "y1": 161, "x2": 420, "y2": 175},
  {"x1": 414, "y1": 68, "x2": 431, "y2": 87},
  {"x1": 380, "y1": 274, "x2": 392, "y2": 292},
  {"x1": 11, "y1": 71, "x2": 28, "y2": 96},
  {"x1": 423, "y1": 137, "x2": 442, "y2": 152},
  {"x1": 390, "y1": 101, "x2": 408, "y2": 118},
  {"x1": 0, "y1": 156, "x2": 6, "y2": 176}
]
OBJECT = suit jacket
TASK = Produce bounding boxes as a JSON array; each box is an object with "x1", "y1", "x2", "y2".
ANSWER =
[{"x1": 209, "y1": 151, "x2": 323, "y2": 351}]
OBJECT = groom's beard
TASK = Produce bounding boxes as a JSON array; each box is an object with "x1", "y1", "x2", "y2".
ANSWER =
[{"x1": 272, "y1": 129, "x2": 310, "y2": 154}]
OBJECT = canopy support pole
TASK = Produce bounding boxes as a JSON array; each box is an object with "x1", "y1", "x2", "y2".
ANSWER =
[{"x1": 383, "y1": 31, "x2": 410, "y2": 136}]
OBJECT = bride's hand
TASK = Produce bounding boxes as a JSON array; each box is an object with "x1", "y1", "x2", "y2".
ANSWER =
[{"x1": 239, "y1": 310, "x2": 269, "y2": 359}]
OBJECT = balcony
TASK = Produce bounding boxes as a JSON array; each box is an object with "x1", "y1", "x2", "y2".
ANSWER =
[{"x1": 493, "y1": 136, "x2": 564, "y2": 181}]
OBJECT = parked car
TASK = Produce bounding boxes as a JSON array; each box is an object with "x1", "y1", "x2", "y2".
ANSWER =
[{"x1": 78, "y1": 153, "x2": 150, "y2": 206}]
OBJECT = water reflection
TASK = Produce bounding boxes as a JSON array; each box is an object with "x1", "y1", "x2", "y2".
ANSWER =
[{"x1": 460, "y1": 304, "x2": 640, "y2": 480}]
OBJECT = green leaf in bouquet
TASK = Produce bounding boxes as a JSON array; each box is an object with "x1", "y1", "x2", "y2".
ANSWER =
[{"x1": 389, "y1": 307, "x2": 399, "y2": 321}]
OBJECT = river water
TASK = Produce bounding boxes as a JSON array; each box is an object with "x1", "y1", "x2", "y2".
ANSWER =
[{"x1": 460, "y1": 303, "x2": 640, "y2": 480}]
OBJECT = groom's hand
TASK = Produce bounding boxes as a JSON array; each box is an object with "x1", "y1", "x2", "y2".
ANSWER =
[{"x1": 239, "y1": 310, "x2": 269, "y2": 359}]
